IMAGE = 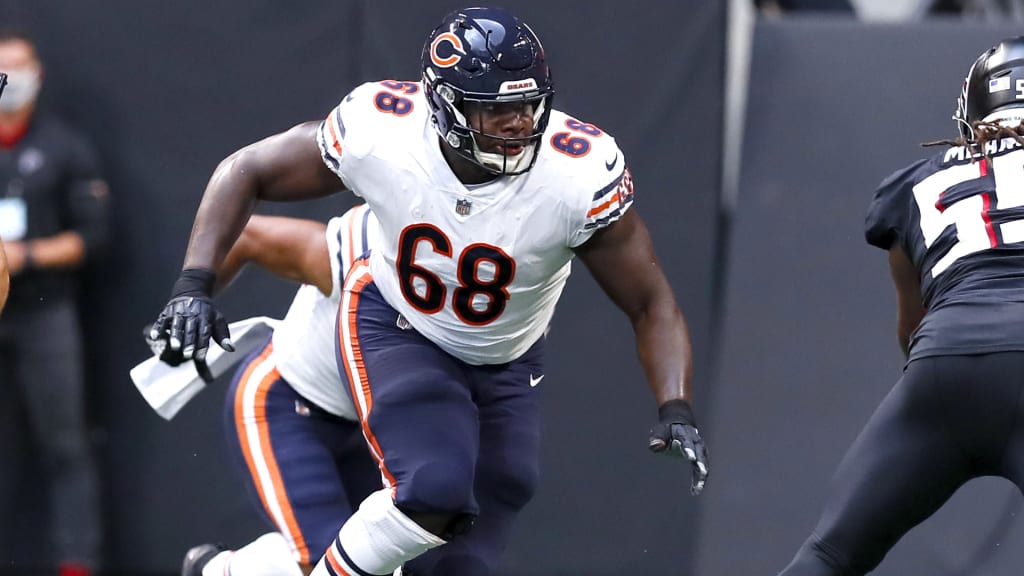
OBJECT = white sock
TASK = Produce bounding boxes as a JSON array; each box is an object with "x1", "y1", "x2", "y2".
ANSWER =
[
  {"x1": 202, "y1": 551, "x2": 233, "y2": 576},
  {"x1": 311, "y1": 489, "x2": 445, "y2": 576},
  {"x1": 203, "y1": 533, "x2": 303, "y2": 576}
]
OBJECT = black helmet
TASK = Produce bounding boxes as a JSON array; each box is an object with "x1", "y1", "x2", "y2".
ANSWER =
[{"x1": 955, "y1": 36, "x2": 1024, "y2": 141}]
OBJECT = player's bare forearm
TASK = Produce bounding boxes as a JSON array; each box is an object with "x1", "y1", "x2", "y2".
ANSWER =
[
  {"x1": 214, "y1": 216, "x2": 257, "y2": 294},
  {"x1": 182, "y1": 121, "x2": 346, "y2": 273},
  {"x1": 888, "y1": 247, "x2": 924, "y2": 359},
  {"x1": 183, "y1": 155, "x2": 259, "y2": 271},
  {"x1": 575, "y1": 210, "x2": 694, "y2": 406},
  {"x1": 634, "y1": 302, "x2": 693, "y2": 404},
  {"x1": 898, "y1": 333, "x2": 911, "y2": 359},
  {"x1": 215, "y1": 215, "x2": 332, "y2": 296}
]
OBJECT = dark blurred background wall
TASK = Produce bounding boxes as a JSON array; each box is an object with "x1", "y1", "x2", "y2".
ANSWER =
[
  {"x1": 0, "y1": 1, "x2": 723, "y2": 575},
  {"x1": 697, "y1": 17, "x2": 1024, "y2": 576},
  {"x1": 4, "y1": 1, "x2": 1024, "y2": 575}
]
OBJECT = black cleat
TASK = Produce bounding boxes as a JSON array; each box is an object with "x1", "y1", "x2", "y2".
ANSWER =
[{"x1": 181, "y1": 543, "x2": 226, "y2": 576}]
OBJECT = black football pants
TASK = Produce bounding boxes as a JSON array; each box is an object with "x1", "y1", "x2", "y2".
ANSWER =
[{"x1": 778, "y1": 351, "x2": 1024, "y2": 576}]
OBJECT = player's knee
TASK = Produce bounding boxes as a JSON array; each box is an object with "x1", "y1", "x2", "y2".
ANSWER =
[
  {"x1": 784, "y1": 534, "x2": 861, "y2": 576},
  {"x1": 486, "y1": 458, "x2": 539, "y2": 510},
  {"x1": 333, "y1": 489, "x2": 446, "y2": 573},
  {"x1": 403, "y1": 460, "x2": 476, "y2": 514}
]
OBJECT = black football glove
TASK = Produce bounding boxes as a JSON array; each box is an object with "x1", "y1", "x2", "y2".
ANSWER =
[
  {"x1": 148, "y1": 268, "x2": 234, "y2": 365},
  {"x1": 648, "y1": 399, "x2": 710, "y2": 495},
  {"x1": 142, "y1": 322, "x2": 216, "y2": 384}
]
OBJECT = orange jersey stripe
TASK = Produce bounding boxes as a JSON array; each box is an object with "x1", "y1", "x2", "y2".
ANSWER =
[
  {"x1": 586, "y1": 193, "x2": 619, "y2": 218},
  {"x1": 326, "y1": 112, "x2": 343, "y2": 157}
]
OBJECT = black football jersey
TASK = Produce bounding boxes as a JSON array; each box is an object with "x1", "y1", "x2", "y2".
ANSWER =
[{"x1": 865, "y1": 137, "x2": 1024, "y2": 360}]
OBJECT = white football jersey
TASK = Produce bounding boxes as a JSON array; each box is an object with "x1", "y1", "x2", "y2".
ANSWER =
[
  {"x1": 316, "y1": 80, "x2": 635, "y2": 365},
  {"x1": 272, "y1": 204, "x2": 378, "y2": 420}
]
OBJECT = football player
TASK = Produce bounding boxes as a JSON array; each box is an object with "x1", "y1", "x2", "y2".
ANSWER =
[
  {"x1": 181, "y1": 205, "x2": 380, "y2": 576},
  {"x1": 181, "y1": 205, "x2": 564, "y2": 576},
  {"x1": 779, "y1": 36, "x2": 1024, "y2": 575},
  {"x1": 150, "y1": 7, "x2": 709, "y2": 576}
]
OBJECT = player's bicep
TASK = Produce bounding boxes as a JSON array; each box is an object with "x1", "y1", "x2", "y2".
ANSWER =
[
  {"x1": 233, "y1": 122, "x2": 346, "y2": 201},
  {"x1": 888, "y1": 245, "x2": 924, "y2": 356},
  {"x1": 238, "y1": 215, "x2": 333, "y2": 295},
  {"x1": 574, "y1": 209, "x2": 674, "y2": 320}
]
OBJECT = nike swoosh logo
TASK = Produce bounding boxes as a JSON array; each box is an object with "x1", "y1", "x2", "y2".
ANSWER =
[
  {"x1": 529, "y1": 374, "x2": 545, "y2": 387},
  {"x1": 605, "y1": 153, "x2": 618, "y2": 171}
]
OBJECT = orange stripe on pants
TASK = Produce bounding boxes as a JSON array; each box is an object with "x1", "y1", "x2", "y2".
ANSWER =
[
  {"x1": 337, "y1": 263, "x2": 398, "y2": 488},
  {"x1": 232, "y1": 341, "x2": 311, "y2": 563}
]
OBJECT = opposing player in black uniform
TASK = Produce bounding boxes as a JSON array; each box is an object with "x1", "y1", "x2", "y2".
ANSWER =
[{"x1": 779, "y1": 36, "x2": 1024, "y2": 575}]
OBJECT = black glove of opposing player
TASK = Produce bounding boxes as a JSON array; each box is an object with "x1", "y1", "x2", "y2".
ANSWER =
[
  {"x1": 148, "y1": 268, "x2": 234, "y2": 368},
  {"x1": 648, "y1": 399, "x2": 710, "y2": 495}
]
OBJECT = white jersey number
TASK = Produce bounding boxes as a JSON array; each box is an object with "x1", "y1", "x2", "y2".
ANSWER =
[
  {"x1": 396, "y1": 224, "x2": 515, "y2": 326},
  {"x1": 913, "y1": 154, "x2": 1024, "y2": 277}
]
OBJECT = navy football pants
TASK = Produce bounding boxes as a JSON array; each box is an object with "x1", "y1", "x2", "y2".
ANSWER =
[
  {"x1": 338, "y1": 275, "x2": 543, "y2": 575},
  {"x1": 225, "y1": 338, "x2": 380, "y2": 565}
]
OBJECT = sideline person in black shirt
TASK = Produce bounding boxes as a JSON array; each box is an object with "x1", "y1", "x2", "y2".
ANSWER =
[{"x1": 0, "y1": 29, "x2": 109, "y2": 576}]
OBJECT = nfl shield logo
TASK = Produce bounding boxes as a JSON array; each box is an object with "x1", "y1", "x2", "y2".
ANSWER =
[{"x1": 455, "y1": 199, "x2": 472, "y2": 216}]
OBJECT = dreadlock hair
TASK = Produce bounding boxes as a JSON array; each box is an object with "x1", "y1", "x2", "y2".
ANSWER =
[{"x1": 923, "y1": 120, "x2": 1024, "y2": 162}]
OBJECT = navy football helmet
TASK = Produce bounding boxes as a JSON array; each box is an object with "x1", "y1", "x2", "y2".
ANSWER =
[
  {"x1": 421, "y1": 7, "x2": 554, "y2": 175},
  {"x1": 955, "y1": 36, "x2": 1024, "y2": 141}
]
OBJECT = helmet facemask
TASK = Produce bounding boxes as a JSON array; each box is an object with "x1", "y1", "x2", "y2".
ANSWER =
[
  {"x1": 420, "y1": 7, "x2": 555, "y2": 177},
  {"x1": 425, "y1": 69, "x2": 552, "y2": 176}
]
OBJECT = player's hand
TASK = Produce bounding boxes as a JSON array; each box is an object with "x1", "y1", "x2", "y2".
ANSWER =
[
  {"x1": 648, "y1": 399, "x2": 710, "y2": 495},
  {"x1": 148, "y1": 268, "x2": 234, "y2": 362},
  {"x1": 143, "y1": 322, "x2": 216, "y2": 384}
]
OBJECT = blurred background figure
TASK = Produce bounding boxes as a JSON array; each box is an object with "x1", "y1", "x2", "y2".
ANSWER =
[
  {"x1": 0, "y1": 29, "x2": 109, "y2": 576},
  {"x1": 753, "y1": 0, "x2": 856, "y2": 14},
  {"x1": 0, "y1": 70, "x2": 8, "y2": 316}
]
